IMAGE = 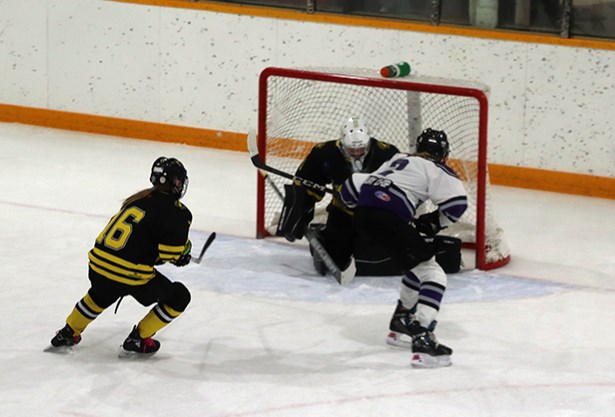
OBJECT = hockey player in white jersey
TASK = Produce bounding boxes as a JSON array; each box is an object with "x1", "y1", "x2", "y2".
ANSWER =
[{"x1": 340, "y1": 128, "x2": 468, "y2": 368}]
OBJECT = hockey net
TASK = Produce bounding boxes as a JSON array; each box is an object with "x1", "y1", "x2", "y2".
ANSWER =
[{"x1": 255, "y1": 67, "x2": 510, "y2": 271}]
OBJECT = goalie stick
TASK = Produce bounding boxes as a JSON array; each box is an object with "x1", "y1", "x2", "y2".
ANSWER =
[
  {"x1": 250, "y1": 132, "x2": 355, "y2": 284},
  {"x1": 247, "y1": 129, "x2": 336, "y2": 195},
  {"x1": 191, "y1": 232, "x2": 217, "y2": 264},
  {"x1": 302, "y1": 226, "x2": 357, "y2": 285}
]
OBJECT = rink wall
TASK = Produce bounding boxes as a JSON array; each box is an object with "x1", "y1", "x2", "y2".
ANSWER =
[{"x1": 0, "y1": 0, "x2": 613, "y2": 198}]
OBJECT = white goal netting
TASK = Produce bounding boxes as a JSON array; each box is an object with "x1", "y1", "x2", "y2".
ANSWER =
[{"x1": 255, "y1": 67, "x2": 510, "y2": 270}]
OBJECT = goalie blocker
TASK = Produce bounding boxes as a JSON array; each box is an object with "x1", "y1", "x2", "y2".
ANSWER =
[{"x1": 353, "y1": 234, "x2": 462, "y2": 275}]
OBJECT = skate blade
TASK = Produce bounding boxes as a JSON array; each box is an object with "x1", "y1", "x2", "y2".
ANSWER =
[
  {"x1": 43, "y1": 344, "x2": 76, "y2": 354},
  {"x1": 118, "y1": 346, "x2": 157, "y2": 359},
  {"x1": 410, "y1": 352, "x2": 452, "y2": 368},
  {"x1": 385, "y1": 332, "x2": 412, "y2": 349}
]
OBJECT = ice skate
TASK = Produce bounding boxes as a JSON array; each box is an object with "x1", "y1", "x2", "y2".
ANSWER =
[
  {"x1": 385, "y1": 301, "x2": 452, "y2": 367},
  {"x1": 45, "y1": 324, "x2": 81, "y2": 354},
  {"x1": 386, "y1": 300, "x2": 418, "y2": 349},
  {"x1": 119, "y1": 326, "x2": 160, "y2": 358},
  {"x1": 410, "y1": 331, "x2": 452, "y2": 368}
]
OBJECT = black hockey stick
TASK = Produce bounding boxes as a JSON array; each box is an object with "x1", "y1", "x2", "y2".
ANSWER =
[
  {"x1": 302, "y1": 227, "x2": 346, "y2": 284},
  {"x1": 110, "y1": 234, "x2": 216, "y2": 315},
  {"x1": 247, "y1": 129, "x2": 336, "y2": 195},
  {"x1": 252, "y1": 150, "x2": 355, "y2": 284},
  {"x1": 191, "y1": 232, "x2": 217, "y2": 264},
  {"x1": 109, "y1": 233, "x2": 216, "y2": 316},
  {"x1": 261, "y1": 169, "x2": 285, "y2": 201}
]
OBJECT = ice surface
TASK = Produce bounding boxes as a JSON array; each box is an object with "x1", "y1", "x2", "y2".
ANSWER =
[{"x1": 1, "y1": 123, "x2": 614, "y2": 417}]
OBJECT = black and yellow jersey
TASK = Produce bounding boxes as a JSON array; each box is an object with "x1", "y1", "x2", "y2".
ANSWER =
[
  {"x1": 88, "y1": 190, "x2": 192, "y2": 286},
  {"x1": 296, "y1": 138, "x2": 400, "y2": 208}
]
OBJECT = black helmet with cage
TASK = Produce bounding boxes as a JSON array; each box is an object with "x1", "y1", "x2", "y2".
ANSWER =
[
  {"x1": 150, "y1": 157, "x2": 189, "y2": 199},
  {"x1": 416, "y1": 128, "x2": 450, "y2": 162}
]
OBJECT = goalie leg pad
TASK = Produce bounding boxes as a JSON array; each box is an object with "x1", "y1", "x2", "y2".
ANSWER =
[
  {"x1": 434, "y1": 235, "x2": 462, "y2": 273},
  {"x1": 276, "y1": 184, "x2": 314, "y2": 242},
  {"x1": 320, "y1": 207, "x2": 355, "y2": 270}
]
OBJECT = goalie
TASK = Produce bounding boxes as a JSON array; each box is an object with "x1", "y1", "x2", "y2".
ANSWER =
[{"x1": 276, "y1": 116, "x2": 400, "y2": 275}]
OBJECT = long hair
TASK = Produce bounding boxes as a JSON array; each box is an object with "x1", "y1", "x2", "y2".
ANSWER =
[
  {"x1": 412, "y1": 151, "x2": 446, "y2": 163},
  {"x1": 121, "y1": 188, "x2": 154, "y2": 210}
]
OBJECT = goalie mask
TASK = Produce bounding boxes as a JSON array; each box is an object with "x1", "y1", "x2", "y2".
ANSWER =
[
  {"x1": 150, "y1": 156, "x2": 189, "y2": 199},
  {"x1": 416, "y1": 128, "x2": 450, "y2": 162},
  {"x1": 341, "y1": 116, "x2": 371, "y2": 160}
]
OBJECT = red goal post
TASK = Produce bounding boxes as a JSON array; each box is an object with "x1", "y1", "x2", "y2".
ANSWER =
[{"x1": 255, "y1": 66, "x2": 510, "y2": 271}]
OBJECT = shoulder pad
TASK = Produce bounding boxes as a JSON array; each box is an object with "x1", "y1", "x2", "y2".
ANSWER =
[
  {"x1": 372, "y1": 139, "x2": 399, "y2": 153},
  {"x1": 372, "y1": 139, "x2": 387, "y2": 149}
]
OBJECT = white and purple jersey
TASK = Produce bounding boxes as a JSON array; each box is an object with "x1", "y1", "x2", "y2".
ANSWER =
[{"x1": 340, "y1": 153, "x2": 468, "y2": 226}]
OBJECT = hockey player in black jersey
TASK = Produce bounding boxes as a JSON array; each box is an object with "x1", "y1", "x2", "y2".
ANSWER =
[
  {"x1": 276, "y1": 116, "x2": 400, "y2": 277},
  {"x1": 47, "y1": 157, "x2": 193, "y2": 356}
]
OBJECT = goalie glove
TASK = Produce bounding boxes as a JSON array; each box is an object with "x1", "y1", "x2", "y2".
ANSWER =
[
  {"x1": 414, "y1": 211, "x2": 443, "y2": 237},
  {"x1": 276, "y1": 184, "x2": 315, "y2": 242},
  {"x1": 174, "y1": 239, "x2": 192, "y2": 267}
]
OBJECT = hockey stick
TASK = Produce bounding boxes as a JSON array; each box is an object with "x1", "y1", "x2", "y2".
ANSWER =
[
  {"x1": 109, "y1": 233, "x2": 216, "y2": 316},
  {"x1": 252, "y1": 142, "x2": 355, "y2": 285},
  {"x1": 260, "y1": 170, "x2": 343, "y2": 283},
  {"x1": 302, "y1": 227, "x2": 348, "y2": 284},
  {"x1": 247, "y1": 129, "x2": 336, "y2": 195},
  {"x1": 261, "y1": 169, "x2": 285, "y2": 201},
  {"x1": 111, "y1": 234, "x2": 216, "y2": 315},
  {"x1": 191, "y1": 232, "x2": 217, "y2": 264}
]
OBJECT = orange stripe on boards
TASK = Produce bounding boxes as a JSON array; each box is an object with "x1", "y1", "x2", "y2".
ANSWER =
[
  {"x1": 0, "y1": 103, "x2": 613, "y2": 200},
  {"x1": 266, "y1": 140, "x2": 615, "y2": 199},
  {"x1": 0, "y1": 104, "x2": 246, "y2": 152},
  {"x1": 490, "y1": 164, "x2": 615, "y2": 200},
  {"x1": 268, "y1": 136, "x2": 315, "y2": 161},
  {"x1": 110, "y1": 0, "x2": 615, "y2": 51}
]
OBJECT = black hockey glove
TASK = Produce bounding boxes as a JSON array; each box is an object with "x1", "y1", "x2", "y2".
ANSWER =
[
  {"x1": 414, "y1": 211, "x2": 443, "y2": 237},
  {"x1": 276, "y1": 184, "x2": 315, "y2": 242},
  {"x1": 174, "y1": 240, "x2": 192, "y2": 267},
  {"x1": 399, "y1": 231, "x2": 437, "y2": 271}
]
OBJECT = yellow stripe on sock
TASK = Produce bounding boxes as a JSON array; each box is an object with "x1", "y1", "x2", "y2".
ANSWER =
[{"x1": 137, "y1": 304, "x2": 184, "y2": 338}]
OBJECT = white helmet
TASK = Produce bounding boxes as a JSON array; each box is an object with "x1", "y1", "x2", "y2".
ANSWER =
[{"x1": 341, "y1": 116, "x2": 370, "y2": 159}]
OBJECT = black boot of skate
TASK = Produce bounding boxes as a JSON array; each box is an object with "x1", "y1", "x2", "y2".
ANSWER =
[
  {"x1": 411, "y1": 330, "x2": 453, "y2": 368},
  {"x1": 385, "y1": 301, "x2": 453, "y2": 367},
  {"x1": 45, "y1": 324, "x2": 82, "y2": 353},
  {"x1": 120, "y1": 326, "x2": 160, "y2": 357},
  {"x1": 386, "y1": 300, "x2": 418, "y2": 348}
]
